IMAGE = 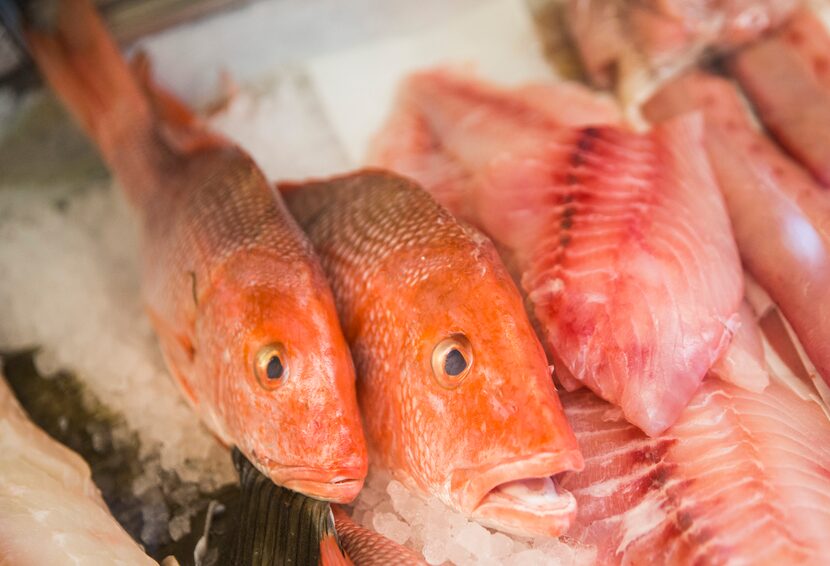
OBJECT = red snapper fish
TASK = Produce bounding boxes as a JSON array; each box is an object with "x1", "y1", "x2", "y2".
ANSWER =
[
  {"x1": 369, "y1": 70, "x2": 743, "y2": 436},
  {"x1": 25, "y1": 0, "x2": 367, "y2": 501},
  {"x1": 281, "y1": 170, "x2": 583, "y2": 537}
]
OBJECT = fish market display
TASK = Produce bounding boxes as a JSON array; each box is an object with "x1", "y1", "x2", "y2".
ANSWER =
[
  {"x1": 731, "y1": 8, "x2": 830, "y2": 186},
  {"x1": 559, "y1": 373, "x2": 830, "y2": 565},
  {"x1": 643, "y1": 69, "x2": 830, "y2": 384},
  {"x1": 370, "y1": 70, "x2": 743, "y2": 436},
  {"x1": 564, "y1": 0, "x2": 799, "y2": 97},
  {"x1": 24, "y1": 0, "x2": 367, "y2": 501},
  {"x1": 0, "y1": 372, "x2": 157, "y2": 565},
  {"x1": 282, "y1": 170, "x2": 583, "y2": 537}
]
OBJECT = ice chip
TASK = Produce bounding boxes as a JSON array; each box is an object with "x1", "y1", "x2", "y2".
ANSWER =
[
  {"x1": 422, "y1": 538, "x2": 448, "y2": 565},
  {"x1": 457, "y1": 521, "x2": 492, "y2": 557}
]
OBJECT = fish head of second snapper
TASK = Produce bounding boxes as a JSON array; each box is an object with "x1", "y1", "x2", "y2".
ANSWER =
[
  {"x1": 360, "y1": 222, "x2": 584, "y2": 537},
  {"x1": 196, "y1": 249, "x2": 368, "y2": 503}
]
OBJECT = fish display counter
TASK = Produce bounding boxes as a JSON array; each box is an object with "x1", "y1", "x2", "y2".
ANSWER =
[{"x1": 1, "y1": 0, "x2": 830, "y2": 565}]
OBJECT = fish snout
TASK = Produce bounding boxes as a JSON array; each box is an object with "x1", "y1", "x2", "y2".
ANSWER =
[
  {"x1": 273, "y1": 465, "x2": 367, "y2": 503},
  {"x1": 450, "y1": 450, "x2": 583, "y2": 537}
]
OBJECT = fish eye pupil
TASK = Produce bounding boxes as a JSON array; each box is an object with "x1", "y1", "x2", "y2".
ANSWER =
[
  {"x1": 444, "y1": 348, "x2": 467, "y2": 376},
  {"x1": 266, "y1": 355, "x2": 284, "y2": 381}
]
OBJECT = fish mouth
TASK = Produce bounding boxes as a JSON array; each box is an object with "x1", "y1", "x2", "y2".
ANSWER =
[
  {"x1": 270, "y1": 466, "x2": 366, "y2": 503},
  {"x1": 452, "y1": 451, "x2": 582, "y2": 537}
]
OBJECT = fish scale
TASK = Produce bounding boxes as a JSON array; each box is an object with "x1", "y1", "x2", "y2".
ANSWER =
[
  {"x1": 369, "y1": 69, "x2": 743, "y2": 436},
  {"x1": 283, "y1": 170, "x2": 583, "y2": 537}
]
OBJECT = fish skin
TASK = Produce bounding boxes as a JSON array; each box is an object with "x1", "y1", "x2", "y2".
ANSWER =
[
  {"x1": 0, "y1": 374, "x2": 158, "y2": 565},
  {"x1": 369, "y1": 70, "x2": 743, "y2": 436},
  {"x1": 24, "y1": 0, "x2": 367, "y2": 502},
  {"x1": 331, "y1": 506, "x2": 426, "y2": 566},
  {"x1": 731, "y1": 8, "x2": 830, "y2": 186},
  {"x1": 282, "y1": 170, "x2": 583, "y2": 537},
  {"x1": 559, "y1": 375, "x2": 830, "y2": 565},
  {"x1": 643, "y1": 69, "x2": 830, "y2": 387}
]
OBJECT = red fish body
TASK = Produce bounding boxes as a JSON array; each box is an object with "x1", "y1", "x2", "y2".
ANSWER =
[
  {"x1": 370, "y1": 70, "x2": 743, "y2": 436},
  {"x1": 25, "y1": 0, "x2": 367, "y2": 501},
  {"x1": 731, "y1": 9, "x2": 830, "y2": 186},
  {"x1": 560, "y1": 374, "x2": 830, "y2": 565},
  {"x1": 282, "y1": 171, "x2": 583, "y2": 537},
  {"x1": 644, "y1": 70, "x2": 830, "y2": 386}
]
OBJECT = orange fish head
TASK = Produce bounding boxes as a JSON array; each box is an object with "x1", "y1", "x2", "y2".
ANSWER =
[
  {"x1": 365, "y1": 241, "x2": 583, "y2": 537},
  {"x1": 197, "y1": 250, "x2": 368, "y2": 502}
]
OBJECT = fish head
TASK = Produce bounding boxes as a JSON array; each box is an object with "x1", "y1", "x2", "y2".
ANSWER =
[
  {"x1": 367, "y1": 233, "x2": 583, "y2": 536},
  {"x1": 197, "y1": 249, "x2": 368, "y2": 502}
]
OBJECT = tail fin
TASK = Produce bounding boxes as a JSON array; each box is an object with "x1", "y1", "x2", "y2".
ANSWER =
[
  {"x1": 23, "y1": 0, "x2": 224, "y2": 205},
  {"x1": 24, "y1": 0, "x2": 150, "y2": 147}
]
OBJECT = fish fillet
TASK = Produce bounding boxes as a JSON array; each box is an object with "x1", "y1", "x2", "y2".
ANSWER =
[
  {"x1": 0, "y1": 374, "x2": 156, "y2": 565},
  {"x1": 559, "y1": 377, "x2": 830, "y2": 565},
  {"x1": 370, "y1": 70, "x2": 743, "y2": 436},
  {"x1": 565, "y1": 0, "x2": 799, "y2": 88},
  {"x1": 731, "y1": 8, "x2": 830, "y2": 186},
  {"x1": 644, "y1": 69, "x2": 830, "y2": 386}
]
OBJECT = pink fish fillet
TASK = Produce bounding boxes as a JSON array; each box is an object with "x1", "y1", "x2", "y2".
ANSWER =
[
  {"x1": 559, "y1": 376, "x2": 830, "y2": 565},
  {"x1": 564, "y1": 0, "x2": 798, "y2": 88},
  {"x1": 731, "y1": 9, "x2": 830, "y2": 186},
  {"x1": 369, "y1": 70, "x2": 743, "y2": 436},
  {"x1": 643, "y1": 69, "x2": 830, "y2": 386}
]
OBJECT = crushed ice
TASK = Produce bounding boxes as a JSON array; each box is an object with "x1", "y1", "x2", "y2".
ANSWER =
[{"x1": 349, "y1": 472, "x2": 596, "y2": 565}]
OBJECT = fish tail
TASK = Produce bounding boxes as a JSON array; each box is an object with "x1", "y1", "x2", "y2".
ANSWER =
[
  {"x1": 23, "y1": 0, "x2": 221, "y2": 206},
  {"x1": 320, "y1": 534, "x2": 355, "y2": 566}
]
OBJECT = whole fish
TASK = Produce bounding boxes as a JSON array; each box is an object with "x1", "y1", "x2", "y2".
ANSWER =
[
  {"x1": 24, "y1": 0, "x2": 367, "y2": 501},
  {"x1": 0, "y1": 373, "x2": 157, "y2": 565},
  {"x1": 282, "y1": 170, "x2": 583, "y2": 537},
  {"x1": 731, "y1": 8, "x2": 830, "y2": 186},
  {"x1": 369, "y1": 70, "x2": 743, "y2": 436},
  {"x1": 559, "y1": 373, "x2": 830, "y2": 565},
  {"x1": 643, "y1": 69, "x2": 830, "y2": 386}
]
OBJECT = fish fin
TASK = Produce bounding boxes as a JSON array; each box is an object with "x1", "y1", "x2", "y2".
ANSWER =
[
  {"x1": 203, "y1": 68, "x2": 240, "y2": 117},
  {"x1": 131, "y1": 51, "x2": 227, "y2": 155},
  {"x1": 23, "y1": 0, "x2": 147, "y2": 143},
  {"x1": 320, "y1": 534, "x2": 355, "y2": 566},
  {"x1": 227, "y1": 450, "x2": 351, "y2": 565},
  {"x1": 143, "y1": 307, "x2": 199, "y2": 406},
  {"x1": 22, "y1": 0, "x2": 171, "y2": 206}
]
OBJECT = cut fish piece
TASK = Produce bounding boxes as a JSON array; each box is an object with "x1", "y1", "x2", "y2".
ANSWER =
[
  {"x1": 0, "y1": 374, "x2": 156, "y2": 565},
  {"x1": 709, "y1": 301, "x2": 769, "y2": 393},
  {"x1": 644, "y1": 69, "x2": 830, "y2": 386},
  {"x1": 563, "y1": 0, "x2": 799, "y2": 103},
  {"x1": 559, "y1": 376, "x2": 830, "y2": 565},
  {"x1": 731, "y1": 8, "x2": 830, "y2": 186},
  {"x1": 370, "y1": 70, "x2": 743, "y2": 436}
]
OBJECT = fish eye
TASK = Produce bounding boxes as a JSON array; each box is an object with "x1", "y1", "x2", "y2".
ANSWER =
[
  {"x1": 254, "y1": 343, "x2": 288, "y2": 390},
  {"x1": 431, "y1": 334, "x2": 473, "y2": 389}
]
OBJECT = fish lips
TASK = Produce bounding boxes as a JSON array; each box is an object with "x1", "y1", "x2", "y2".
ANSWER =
[
  {"x1": 270, "y1": 466, "x2": 366, "y2": 503},
  {"x1": 451, "y1": 450, "x2": 584, "y2": 537}
]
